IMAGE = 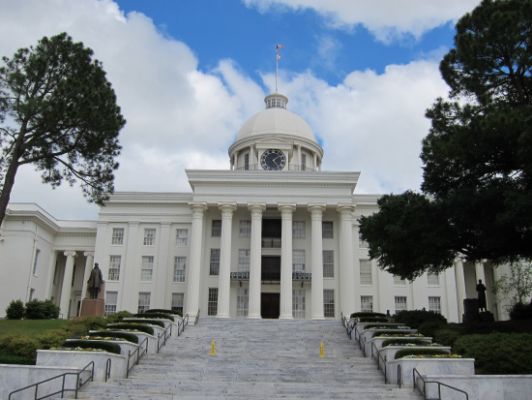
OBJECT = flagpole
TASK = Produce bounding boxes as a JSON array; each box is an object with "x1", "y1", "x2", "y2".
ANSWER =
[{"x1": 275, "y1": 47, "x2": 279, "y2": 93}]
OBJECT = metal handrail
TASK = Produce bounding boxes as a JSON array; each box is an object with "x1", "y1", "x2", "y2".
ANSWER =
[
  {"x1": 8, "y1": 361, "x2": 94, "y2": 400},
  {"x1": 398, "y1": 364, "x2": 402, "y2": 388},
  {"x1": 105, "y1": 358, "x2": 112, "y2": 382},
  {"x1": 412, "y1": 368, "x2": 469, "y2": 399},
  {"x1": 376, "y1": 349, "x2": 387, "y2": 383},
  {"x1": 126, "y1": 336, "x2": 149, "y2": 378}
]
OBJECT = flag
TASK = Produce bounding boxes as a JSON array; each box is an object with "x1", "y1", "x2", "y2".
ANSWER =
[{"x1": 276, "y1": 43, "x2": 284, "y2": 61}]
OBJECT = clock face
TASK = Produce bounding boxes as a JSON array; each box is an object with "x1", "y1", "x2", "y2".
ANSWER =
[{"x1": 260, "y1": 149, "x2": 286, "y2": 171}]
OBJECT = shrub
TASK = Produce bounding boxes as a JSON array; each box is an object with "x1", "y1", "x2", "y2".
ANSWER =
[
  {"x1": 350, "y1": 312, "x2": 386, "y2": 319},
  {"x1": 393, "y1": 310, "x2": 447, "y2": 329},
  {"x1": 105, "y1": 310, "x2": 132, "y2": 323},
  {"x1": 362, "y1": 324, "x2": 406, "y2": 330},
  {"x1": 122, "y1": 318, "x2": 165, "y2": 328},
  {"x1": 107, "y1": 323, "x2": 155, "y2": 336},
  {"x1": 36, "y1": 330, "x2": 70, "y2": 349},
  {"x1": 145, "y1": 309, "x2": 181, "y2": 315},
  {"x1": 510, "y1": 302, "x2": 532, "y2": 320},
  {"x1": 0, "y1": 336, "x2": 39, "y2": 364},
  {"x1": 5, "y1": 300, "x2": 25, "y2": 319},
  {"x1": 358, "y1": 317, "x2": 389, "y2": 323},
  {"x1": 88, "y1": 330, "x2": 139, "y2": 344},
  {"x1": 24, "y1": 299, "x2": 59, "y2": 319},
  {"x1": 62, "y1": 339, "x2": 121, "y2": 354},
  {"x1": 434, "y1": 328, "x2": 462, "y2": 347},
  {"x1": 418, "y1": 319, "x2": 447, "y2": 337},
  {"x1": 67, "y1": 316, "x2": 107, "y2": 335},
  {"x1": 133, "y1": 313, "x2": 174, "y2": 322},
  {"x1": 453, "y1": 333, "x2": 532, "y2": 374},
  {"x1": 394, "y1": 348, "x2": 451, "y2": 359},
  {"x1": 382, "y1": 338, "x2": 432, "y2": 347}
]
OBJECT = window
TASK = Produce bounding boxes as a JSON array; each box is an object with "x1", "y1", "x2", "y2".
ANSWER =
[
  {"x1": 293, "y1": 221, "x2": 305, "y2": 239},
  {"x1": 176, "y1": 229, "x2": 188, "y2": 246},
  {"x1": 29, "y1": 288, "x2": 35, "y2": 301},
  {"x1": 143, "y1": 228, "x2": 156, "y2": 246},
  {"x1": 209, "y1": 249, "x2": 220, "y2": 275},
  {"x1": 244, "y1": 153, "x2": 250, "y2": 170},
  {"x1": 358, "y1": 231, "x2": 369, "y2": 248},
  {"x1": 141, "y1": 256, "x2": 154, "y2": 281},
  {"x1": 108, "y1": 255, "x2": 121, "y2": 280},
  {"x1": 360, "y1": 260, "x2": 372, "y2": 284},
  {"x1": 173, "y1": 256, "x2": 186, "y2": 282},
  {"x1": 292, "y1": 289, "x2": 306, "y2": 319},
  {"x1": 238, "y1": 249, "x2": 250, "y2": 272},
  {"x1": 239, "y1": 220, "x2": 251, "y2": 237},
  {"x1": 292, "y1": 250, "x2": 305, "y2": 272},
  {"x1": 237, "y1": 288, "x2": 248, "y2": 316},
  {"x1": 138, "y1": 292, "x2": 150, "y2": 313},
  {"x1": 323, "y1": 250, "x2": 334, "y2": 278},
  {"x1": 393, "y1": 275, "x2": 406, "y2": 285},
  {"x1": 171, "y1": 293, "x2": 184, "y2": 315},
  {"x1": 301, "y1": 153, "x2": 306, "y2": 171},
  {"x1": 361, "y1": 296, "x2": 373, "y2": 312},
  {"x1": 324, "y1": 289, "x2": 335, "y2": 317},
  {"x1": 322, "y1": 221, "x2": 333, "y2": 238},
  {"x1": 208, "y1": 288, "x2": 218, "y2": 316},
  {"x1": 32, "y1": 249, "x2": 40, "y2": 275},
  {"x1": 211, "y1": 220, "x2": 221, "y2": 237},
  {"x1": 427, "y1": 272, "x2": 440, "y2": 285},
  {"x1": 395, "y1": 296, "x2": 407, "y2": 313},
  {"x1": 111, "y1": 228, "x2": 124, "y2": 245},
  {"x1": 429, "y1": 296, "x2": 441, "y2": 314},
  {"x1": 105, "y1": 291, "x2": 118, "y2": 315}
]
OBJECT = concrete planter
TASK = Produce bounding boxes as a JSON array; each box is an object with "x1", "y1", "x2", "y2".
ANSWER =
[
  {"x1": 65, "y1": 338, "x2": 140, "y2": 364},
  {"x1": 377, "y1": 345, "x2": 451, "y2": 369},
  {"x1": 92, "y1": 330, "x2": 157, "y2": 354},
  {"x1": 363, "y1": 332, "x2": 425, "y2": 357},
  {"x1": 386, "y1": 358, "x2": 475, "y2": 386}
]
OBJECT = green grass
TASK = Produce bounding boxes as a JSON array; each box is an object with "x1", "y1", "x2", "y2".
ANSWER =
[{"x1": 0, "y1": 319, "x2": 69, "y2": 337}]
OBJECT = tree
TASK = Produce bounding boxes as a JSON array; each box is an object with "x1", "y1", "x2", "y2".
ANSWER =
[
  {"x1": 493, "y1": 261, "x2": 532, "y2": 306},
  {"x1": 0, "y1": 33, "x2": 125, "y2": 227},
  {"x1": 360, "y1": 0, "x2": 532, "y2": 280}
]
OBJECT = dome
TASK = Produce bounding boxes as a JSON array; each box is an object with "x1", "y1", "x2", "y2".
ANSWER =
[{"x1": 236, "y1": 94, "x2": 317, "y2": 143}]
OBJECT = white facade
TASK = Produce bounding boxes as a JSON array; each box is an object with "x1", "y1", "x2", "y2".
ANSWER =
[{"x1": 0, "y1": 94, "x2": 508, "y2": 321}]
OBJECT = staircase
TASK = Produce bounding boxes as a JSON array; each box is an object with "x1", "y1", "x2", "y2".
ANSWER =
[{"x1": 77, "y1": 318, "x2": 421, "y2": 399}]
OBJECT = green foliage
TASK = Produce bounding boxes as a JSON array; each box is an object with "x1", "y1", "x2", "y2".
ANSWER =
[
  {"x1": 67, "y1": 316, "x2": 107, "y2": 335},
  {"x1": 24, "y1": 299, "x2": 59, "y2": 319},
  {"x1": 107, "y1": 323, "x2": 155, "y2": 336},
  {"x1": 494, "y1": 261, "x2": 532, "y2": 306},
  {"x1": 105, "y1": 310, "x2": 132, "y2": 323},
  {"x1": 382, "y1": 338, "x2": 432, "y2": 347},
  {"x1": 393, "y1": 310, "x2": 447, "y2": 329},
  {"x1": 133, "y1": 313, "x2": 174, "y2": 322},
  {"x1": 62, "y1": 339, "x2": 121, "y2": 354},
  {"x1": 418, "y1": 319, "x2": 447, "y2": 337},
  {"x1": 362, "y1": 324, "x2": 406, "y2": 330},
  {"x1": 371, "y1": 329, "x2": 418, "y2": 338},
  {"x1": 145, "y1": 309, "x2": 181, "y2": 315},
  {"x1": 394, "y1": 348, "x2": 451, "y2": 359},
  {"x1": 434, "y1": 328, "x2": 462, "y2": 347},
  {"x1": 5, "y1": 299, "x2": 25, "y2": 319},
  {"x1": 88, "y1": 330, "x2": 139, "y2": 344},
  {"x1": 0, "y1": 336, "x2": 39, "y2": 364},
  {"x1": 0, "y1": 319, "x2": 69, "y2": 337},
  {"x1": 454, "y1": 333, "x2": 532, "y2": 374},
  {"x1": 350, "y1": 312, "x2": 386, "y2": 318},
  {"x1": 510, "y1": 302, "x2": 532, "y2": 320},
  {"x1": 122, "y1": 318, "x2": 165, "y2": 328}
]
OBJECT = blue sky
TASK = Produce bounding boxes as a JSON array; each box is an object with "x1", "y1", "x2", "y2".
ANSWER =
[{"x1": 0, "y1": 0, "x2": 481, "y2": 219}]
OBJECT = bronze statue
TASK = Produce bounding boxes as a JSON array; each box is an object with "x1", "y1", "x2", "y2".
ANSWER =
[
  {"x1": 476, "y1": 279, "x2": 487, "y2": 312},
  {"x1": 87, "y1": 263, "x2": 103, "y2": 299}
]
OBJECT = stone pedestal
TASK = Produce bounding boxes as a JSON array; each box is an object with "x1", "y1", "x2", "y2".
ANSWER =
[{"x1": 79, "y1": 283, "x2": 105, "y2": 317}]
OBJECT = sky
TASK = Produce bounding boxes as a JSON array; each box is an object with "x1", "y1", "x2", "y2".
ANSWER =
[{"x1": 1, "y1": 0, "x2": 482, "y2": 220}]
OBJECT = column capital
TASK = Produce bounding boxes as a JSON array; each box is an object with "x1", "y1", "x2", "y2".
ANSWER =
[
  {"x1": 83, "y1": 251, "x2": 94, "y2": 258},
  {"x1": 336, "y1": 204, "x2": 354, "y2": 215},
  {"x1": 218, "y1": 203, "x2": 237, "y2": 215},
  {"x1": 248, "y1": 203, "x2": 266, "y2": 213},
  {"x1": 64, "y1": 251, "x2": 77, "y2": 258},
  {"x1": 278, "y1": 203, "x2": 296, "y2": 214},
  {"x1": 308, "y1": 204, "x2": 325, "y2": 215},
  {"x1": 190, "y1": 202, "x2": 207, "y2": 211}
]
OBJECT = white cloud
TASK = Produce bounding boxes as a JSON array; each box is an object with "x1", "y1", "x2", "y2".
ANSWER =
[{"x1": 243, "y1": 0, "x2": 481, "y2": 42}]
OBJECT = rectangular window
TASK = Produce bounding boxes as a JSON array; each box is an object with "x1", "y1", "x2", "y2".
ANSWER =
[
  {"x1": 32, "y1": 249, "x2": 40, "y2": 275},
  {"x1": 105, "y1": 291, "x2": 118, "y2": 316},
  {"x1": 138, "y1": 292, "x2": 150, "y2": 313},
  {"x1": 237, "y1": 288, "x2": 248, "y2": 317},
  {"x1": 427, "y1": 272, "x2": 440, "y2": 285},
  {"x1": 393, "y1": 275, "x2": 406, "y2": 285},
  {"x1": 358, "y1": 231, "x2": 369, "y2": 248},
  {"x1": 29, "y1": 288, "x2": 35, "y2": 301},
  {"x1": 360, "y1": 260, "x2": 372, "y2": 285},
  {"x1": 292, "y1": 289, "x2": 306, "y2": 319},
  {"x1": 176, "y1": 229, "x2": 188, "y2": 246},
  {"x1": 361, "y1": 295, "x2": 373, "y2": 312},
  {"x1": 111, "y1": 228, "x2": 124, "y2": 245},
  {"x1": 208, "y1": 288, "x2": 218, "y2": 316},
  {"x1": 141, "y1": 256, "x2": 154, "y2": 281},
  {"x1": 244, "y1": 153, "x2": 250, "y2": 170},
  {"x1": 324, "y1": 289, "x2": 335, "y2": 317},
  {"x1": 292, "y1": 221, "x2": 305, "y2": 239},
  {"x1": 239, "y1": 220, "x2": 251, "y2": 237},
  {"x1": 395, "y1": 296, "x2": 407, "y2": 313},
  {"x1": 210, "y1": 249, "x2": 220, "y2": 275},
  {"x1": 108, "y1": 255, "x2": 121, "y2": 281},
  {"x1": 211, "y1": 220, "x2": 221, "y2": 237},
  {"x1": 322, "y1": 221, "x2": 333, "y2": 238},
  {"x1": 301, "y1": 153, "x2": 306, "y2": 171},
  {"x1": 429, "y1": 296, "x2": 441, "y2": 314},
  {"x1": 171, "y1": 293, "x2": 184, "y2": 315},
  {"x1": 143, "y1": 228, "x2": 156, "y2": 246},
  {"x1": 238, "y1": 249, "x2": 250, "y2": 272},
  {"x1": 292, "y1": 250, "x2": 305, "y2": 272},
  {"x1": 323, "y1": 250, "x2": 334, "y2": 278},
  {"x1": 173, "y1": 256, "x2": 186, "y2": 282}
]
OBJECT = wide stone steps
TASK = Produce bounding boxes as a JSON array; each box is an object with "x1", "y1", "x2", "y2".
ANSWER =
[{"x1": 75, "y1": 318, "x2": 421, "y2": 400}]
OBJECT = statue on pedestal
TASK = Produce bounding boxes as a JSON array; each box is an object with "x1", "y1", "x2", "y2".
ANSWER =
[
  {"x1": 87, "y1": 263, "x2": 103, "y2": 299},
  {"x1": 476, "y1": 279, "x2": 487, "y2": 312}
]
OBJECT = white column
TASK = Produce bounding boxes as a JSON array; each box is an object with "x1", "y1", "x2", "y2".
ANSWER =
[
  {"x1": 279, "y1": 204, "x2": 295, "y2": 319},
  {"x1": 217, "y1": 203, "x2": 236, "y2": 318},
  {"x1": 309, "y1": 205, "x2": 324, "y2": 319},
  {"x1": 455, "y1": 259, "x2": 467, "y2": 321},
  {"x1": 248, "y1": 203, "x2": 265, "y2": 318},
  {"x1": 338, "y1": 205, "x2": 356, "y2": 317},
  {"x1": 60, "y1": 251, "x2": 76, "y2": 319},
  {"x1": 45, "y1": 251, "x2": 58, "y2": 299},
  {"x1": 475, "y1": 261, "x2": 486, "y2": 283},
  {"x1": 80, "y1": 252, "x2": 94, "y2": 300},
  {"x1": 186, "y1": 203, "x2": 207, "y2": 318},
  {"x1": 155, "y1": 223, "x2": 171, "y2": 308}
]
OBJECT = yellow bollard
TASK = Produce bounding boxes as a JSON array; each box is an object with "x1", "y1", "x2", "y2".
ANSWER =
[
  {"x1": 209, "y1": 338, "x2": 217, "y2": 356},
  {"x1": 319, "y1": 340, "x2": 325, "y2": 358}
]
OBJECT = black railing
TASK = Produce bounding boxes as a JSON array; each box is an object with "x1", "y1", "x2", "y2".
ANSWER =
[
  {"x1": 376, "y1": 349, "x2": 387, "y2": 383},
  {"x1": 105, "y1": 358, "x2": 112, "y2": 382},
  {"x1": 8, "y1": 361, "x2": 94, "y2": 400},
  {"x1": 126, "y1": 337, "x2": 148, "y2": 378},
  {"x1": 412, "y1": 368, "x2": 469, "y2": 399},
  {"x1": 261, "y1": 238, "x2": 281, "y2": 248},
  {"x1": 230, "y1": 271, "x2": 250, "y2": 280}
]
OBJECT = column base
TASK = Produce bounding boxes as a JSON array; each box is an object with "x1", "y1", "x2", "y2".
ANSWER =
[
  {"x1": 217, "y1": 313, "x2": 230, "y2": 318},
  {"x1": 311, "y1": 315, "x2": 325, "y2": 320},
  {"x1": 247, "y1": 314, "x2": 262, "y2": 319},
  {"x1": 279, "y1": 314, "x2": 293, "y2": 320}
]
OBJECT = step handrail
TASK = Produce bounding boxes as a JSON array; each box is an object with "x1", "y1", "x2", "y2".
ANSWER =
[
  {"x1": 126, "y1": 336, "x2": 148, "y2": 378},
  {"x1": 412, "y1": 368, "x2": 469, "y2": 400},
  {"x1": 8, "y1": 360, "x2": 95, "y2": 400}
]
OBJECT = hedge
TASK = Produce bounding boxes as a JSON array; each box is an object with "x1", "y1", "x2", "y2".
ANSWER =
[
  {"x1": 371, "y1": 329, "x2": 419, "y2": 338},
  {"x1": 358, "y1": 317, "x2": 389, "y2": 323},
  {"x1": 382, "y1": 338, "x2": 432, "y2": 347},
  {"x1": 350, "y1": 312, "x2": 386, "y2": 319},
  {"x1": 123, "y1": 319, "x2": 165, "y2": 328},
  {"x1": 394, "y1": 348, "x2": 451, "y2": 359},
  {"x1": 0, "y1": 329, "x2": 70, "y2": 364},
  {"x1": 107, "y1": 323, "x2": 155, "y2": 336},
  {"x1": 363, "y1": 324, "x2": 407, "y2": 330},
  {"x1": 5, "y1": 300, "x2": 25, "y2": 319},
  {"x1": 393, "y1": 310, "x2": 447, "y2": 329},
  {"x1": 62, "y1": 340, "x2": 121, "y2": 354},
  {"x1": 88, "y1": 331, "x2": 139, "y2": 344},
  {"x1": 145, "y1": 309, "x2": 181, "y2": 316},
  {"x1": 25, "y1": 299, "x2": 59, "y2": 319},
  {"x1": 453, "y1": 333, "x2": 532, "y2": 374},
  {"x1": 133, "y1": 313, "x2": 174, "y2": 322}
]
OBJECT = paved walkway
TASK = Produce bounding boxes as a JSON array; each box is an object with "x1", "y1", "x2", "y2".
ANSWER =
[{"x1": 78, "y1": 318, "x2": 421, "y2": 399}]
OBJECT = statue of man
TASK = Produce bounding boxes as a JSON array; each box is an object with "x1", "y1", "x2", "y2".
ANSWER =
[
  {"x1": 87, "y1": 263, "x2": 103, "y2": 299},
  {"x1": 476, "y1": 279, "x2": 487, "y2": 312}
]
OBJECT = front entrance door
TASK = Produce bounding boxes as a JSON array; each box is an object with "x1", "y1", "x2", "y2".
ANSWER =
[{"x1": 261, "y1": 293, "x2": 280, "y2": 319}]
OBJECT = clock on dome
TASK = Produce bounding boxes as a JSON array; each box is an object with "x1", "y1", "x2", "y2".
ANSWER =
[{"x1": 260, "y1": 149, "x2": 286, "y2": 171}]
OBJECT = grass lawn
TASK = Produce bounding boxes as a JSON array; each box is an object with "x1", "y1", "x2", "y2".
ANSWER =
[{"x1": 0, "y1": 319, "x2": 69, "y2": 337}]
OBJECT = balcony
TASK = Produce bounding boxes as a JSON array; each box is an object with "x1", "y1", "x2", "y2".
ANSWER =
[{"x1": 229, "y1": 271, "x2": 312, "y2": 282}]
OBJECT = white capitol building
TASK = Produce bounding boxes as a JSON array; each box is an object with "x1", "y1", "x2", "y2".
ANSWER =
[{"x1": 0, "y1": 92, "x2": 511, "y2": 321}]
